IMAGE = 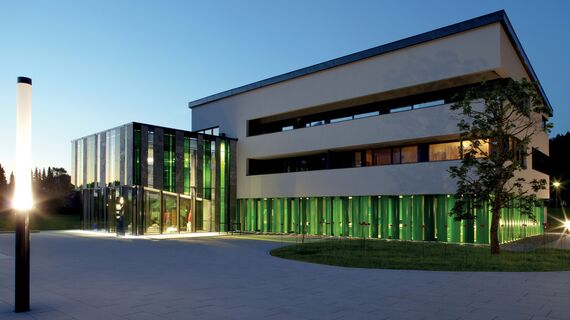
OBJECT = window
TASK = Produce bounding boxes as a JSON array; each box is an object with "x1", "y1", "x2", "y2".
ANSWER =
[
  {"x1": 401, "y1": 146, "x2": 418, "y2": 163},
  {"x1": 392, "y1": 148, "x2": 401, "y2": 164},
  {"x1": 532, "y1": 148, "x2": 549, "y2": 175},
  {"x1": 413, "y1": 100, "x2": 445, "y2": 109},
  {"x1": 147, "y1": 131, "x2": 154, "y2": 188},
  {"x1": 390, "y1": 105, "x2": 412, "y2": 113},
  {"x1": 429, "y1": 142, "x2": 460, "y2": 161},
  {"x1": 354, "y1": 152, "x2": 363, "y2": 167},
  {"x1": 365, "y1": 150, "x2": 373, "y2": 166},
  {"x1": 461, "y1": 140, "x2": 489, "y2": 158},
  {"x1": 374, "y1": 149, "x2": 391, "y2": 166}
]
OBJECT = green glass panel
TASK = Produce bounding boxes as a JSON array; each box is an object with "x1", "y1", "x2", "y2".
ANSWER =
[
  {"x1": 447, "y1": 196, "x2": 461, "y2": 243},
  {"x1": 400, "y1": 196, "x2": 412, "y2": 240},
  {"x1": 424, "y1": 196, "x2": 436, "y2": 241},
  {"x1": 203, "y1": 140, "x2": 211, "y2": 200},
  {"x1": 163, "y1": 134, "x2": 175, "y2": 192},
  {"x1": 134, "y1": 129, "x2": 141, "y2": 185},
  {"x1": 412, "y1": 196, "x2": 423, "y2": 241},
  {"x1": 184, "y1": 137, "x2": 190, "y2": 195}
]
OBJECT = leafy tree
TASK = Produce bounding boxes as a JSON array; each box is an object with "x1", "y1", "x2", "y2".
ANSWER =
[{"x1": 449, "y1": 79, "x2": 550, "y2": 254}]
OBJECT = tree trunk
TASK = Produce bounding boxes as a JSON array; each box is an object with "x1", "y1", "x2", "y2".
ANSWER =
[{"x1": 490, "y1": 206, "x2": 501, "y2": 254}]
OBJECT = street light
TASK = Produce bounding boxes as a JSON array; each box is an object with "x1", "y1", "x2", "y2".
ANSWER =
[
  {"x1": 13, "y1": 76, "x2": 33, "y2": 313},
  {"x1": 553, "y1": 181, "x2": 561, "y2": 208}
]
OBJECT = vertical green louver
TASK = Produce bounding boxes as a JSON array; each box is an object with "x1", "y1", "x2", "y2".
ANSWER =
[
  {"x1": 203, "y1": 140, "x2": 211, "y2": 200},
  {"x1": 163, "y1": 134, "x2": 175, "y2": 192},
  {"x1": 184, "y1": 137, "x2": 191, "y2": 195},
  {"x1": 412, "y1": 196, "x2": 423, "y2": 241},
  {"x1": 236, "y1": 195, "x2": 544, "y2": 244},
  {"x1": 399, "y1": 196, "x2": 412, "y2": 240}
]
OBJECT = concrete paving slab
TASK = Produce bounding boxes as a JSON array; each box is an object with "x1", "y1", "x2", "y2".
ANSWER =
[{"x1": 0, "y1": 232, "x2": 569, "y2": 319}]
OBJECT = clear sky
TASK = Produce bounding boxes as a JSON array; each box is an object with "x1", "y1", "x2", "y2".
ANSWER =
[{"x1": 1, "y1": 0, "x2": 569, "y2": 175}]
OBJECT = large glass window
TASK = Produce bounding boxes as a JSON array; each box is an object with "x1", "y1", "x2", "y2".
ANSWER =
[
  {"x1": 164, "y1": 133, "x2": 175, "y2": 192},
  {"x1": 203, "y1": 140, "x2": 212, "y2": 200},
  {"x1": 429, "y1": 142, "x2": 461, "y2": 161},
  {"x1": 162, "y1": 193, "x2": 178, "y2": 233},
  {"x1": 71, "y1": 141, "x2": 77, "y2": 187},
  {"x1": 105, "y1": 129, "x2": 121, "y2": 186},
  {"x1": 144, "y1": 190, "x2": 160, "y2": 234},
  {"x1": 147, "y1": 131, "x2": 154, "y2": 188},
  {"x1": 401, "y1": 146, "x2": 418, "y2": 163},
  {"x1": 461, "y1": 140, "x2": 489, "y2": 158},
  {"x1": 86, "y1": 135, "x2": 96, "y2": 187},
  {"x1": 180, "y1": 196, "x2": 192, "y2": 233},
  {"x1": 374, "y1": 149, "x2": 391, "y2": 165},
  {"x1": 183, "y1": 137, "x2": 191, "y2": 195},
  {"x1": 77, "y1": 139, "x2": 84, "y2": 187},
  {"x1": 392, "y1": 148, "x2": 401, "y2": 165},
  {"x1": 190, "y1": 138, "x2": 197, "y2": 187},
  {"x1": 134, "y1": 129, "x2": 141, "y2": 185}
]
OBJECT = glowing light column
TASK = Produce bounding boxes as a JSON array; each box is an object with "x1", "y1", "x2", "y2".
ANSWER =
[{"x1": 14, "y1": 76, "x2": 33, "y2": 313}]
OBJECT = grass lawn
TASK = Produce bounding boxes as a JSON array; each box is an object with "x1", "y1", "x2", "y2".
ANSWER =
[
  {"x1": 270, "y1": 239, "x2": 570, "y2": 272},
  {"x1": 0, "y1": 212, "x2": 80, "y2": 232}
]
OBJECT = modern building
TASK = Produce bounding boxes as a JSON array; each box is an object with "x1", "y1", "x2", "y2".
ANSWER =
[
  {"x1": 74, "y1": 10, "x2": 550, "y2": 243},
  {"x1": 71, "y1": 122, "x2": 236, "y2": 235},
  {"x1": 188, "y1": 10, "x2": 550, "y2": 243}
]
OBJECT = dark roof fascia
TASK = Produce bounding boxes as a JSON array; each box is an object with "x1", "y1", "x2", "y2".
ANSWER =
[
  {"x1": 188, "y1": 10, "x2": 552, "y2": 114},
  {"x1": 132, "y1": 121, "x2": 238, "y2": 140},
  {"x1": 72, "y1": 122, "x2": 237, "y2": 142}
]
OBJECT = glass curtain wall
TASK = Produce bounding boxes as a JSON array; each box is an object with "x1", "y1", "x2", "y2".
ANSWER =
[
  {"x1": 144, "y1": 189, "x2": 161, "y2": 234},
  {"x1": 74, "y1": 123, "x2": 235, "y2": 236},
  {"x1": 237, "y1": 195, "x2": 545, "y2": 244}
]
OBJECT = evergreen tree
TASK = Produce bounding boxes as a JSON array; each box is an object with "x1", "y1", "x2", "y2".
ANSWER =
[
  {"x1": 0, "y1": 164, "x2": 7, "y2": 191},
  {"x1": 0, "y1": 164, "x2": 7, "y2": 210},
  {"x1": 8, "y1": 172, "x2": 15, "y2": 193}
]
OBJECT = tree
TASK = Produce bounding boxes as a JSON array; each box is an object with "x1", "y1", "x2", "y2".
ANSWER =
[
  {"x1": 449, "y1": 78, "x2": 550, "y2": 254},
  {"x1": 0, "y1": 164, "x2": 8, "y2": 190},
  {"x1": 0, "y1": 164, "x2": 7, "y2": 210},
  {"x1": 8, "y1": 172, "x2": 15, "y2": 195}
]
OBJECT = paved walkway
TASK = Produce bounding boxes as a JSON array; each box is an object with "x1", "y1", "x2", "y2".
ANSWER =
[{"x1": 0, "y1": 232, "x2": 569, "y2": 320}]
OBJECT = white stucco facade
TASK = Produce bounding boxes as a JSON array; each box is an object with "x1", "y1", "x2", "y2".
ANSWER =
[{"x1": 189, "y1": 13, "x2": 551, "y2": 200}]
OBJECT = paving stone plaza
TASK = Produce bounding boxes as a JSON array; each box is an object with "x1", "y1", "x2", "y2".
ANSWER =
[{"x1": 1, "y1": 232, "x2": 569, "y2": 320}]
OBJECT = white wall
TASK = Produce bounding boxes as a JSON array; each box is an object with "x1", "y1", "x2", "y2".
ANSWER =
[{"x1": 191, "y1": 22, "x2": 550, "y2": 200}]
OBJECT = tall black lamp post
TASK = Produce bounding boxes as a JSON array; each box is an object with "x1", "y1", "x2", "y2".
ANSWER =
[{"x1": 13, "y1": 76, "x2": 33, "y2": 313}]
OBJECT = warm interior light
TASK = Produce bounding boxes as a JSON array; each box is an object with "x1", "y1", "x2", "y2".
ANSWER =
[{"x1": 13, "y1": 79, "x2": 33, "y2": 211}]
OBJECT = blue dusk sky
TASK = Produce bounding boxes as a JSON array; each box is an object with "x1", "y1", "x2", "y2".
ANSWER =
[{"x1": 0, "y1": 0, "x2": 569, "y2": 175}]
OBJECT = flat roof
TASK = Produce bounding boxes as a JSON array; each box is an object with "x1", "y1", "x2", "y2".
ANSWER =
[
  {"x1": 71, "y1": 121, "x2": 237, "y2": 142},
  {"x1": 187, "y1": 10, "x2": 552, "y2": 113}
]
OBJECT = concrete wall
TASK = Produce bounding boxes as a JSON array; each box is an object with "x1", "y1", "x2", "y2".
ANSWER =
[{"x1": 190, "y1": 22, "x2": 550, "y2": 200}]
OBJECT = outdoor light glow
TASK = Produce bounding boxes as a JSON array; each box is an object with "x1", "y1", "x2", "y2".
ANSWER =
[
  {"x1": 564, "y1": 220, "x2": 570, "y2": 232},
  {"x1": 553, "y1": 181, "x2": 561, "y2": 188},
  {"x1": 13, "y1": 79, "x2": 33, "y2": 210}
]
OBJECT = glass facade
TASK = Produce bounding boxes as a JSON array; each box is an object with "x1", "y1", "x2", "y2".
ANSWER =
[
  {"x1": 237, "y1": 195, "x2": 545, "y2": 244},
  {"x1": 73, "y1": 123, "x2": 235, "y2": 235}
]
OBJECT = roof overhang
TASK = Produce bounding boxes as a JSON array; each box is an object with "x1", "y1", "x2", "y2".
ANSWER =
[{"x1": 187, "y1": 10, "x2": 552, "y2": 115}]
